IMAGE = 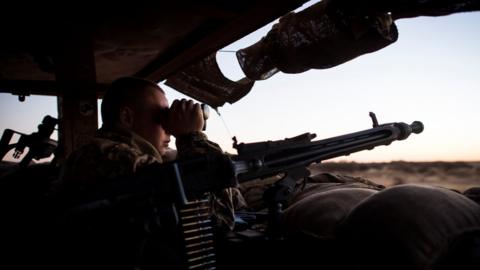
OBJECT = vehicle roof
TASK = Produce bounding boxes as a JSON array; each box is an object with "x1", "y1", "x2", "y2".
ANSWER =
[{"x1": 0, "y1": 0, "x2": 307, "y2": 106}]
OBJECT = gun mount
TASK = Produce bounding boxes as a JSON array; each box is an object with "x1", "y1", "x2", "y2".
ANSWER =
[{"x1": 0, "y1": 115, "x2": 58, "y2": 167}]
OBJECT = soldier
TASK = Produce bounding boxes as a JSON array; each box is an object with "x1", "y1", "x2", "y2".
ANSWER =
[
  {"x1": 52, "y1": 77, "x2": 245, "y2": 269},
  {"x1": 56, "y1": 76, "x2": 244, "y2": 228},
  {"x1": 58, "y1": 76, "x2": 214, "y2": 187}
]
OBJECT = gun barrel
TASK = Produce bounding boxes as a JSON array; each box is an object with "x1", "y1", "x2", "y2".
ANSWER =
[{"x1": 234, "y1": 121, "x2": 423, "y2": 183}]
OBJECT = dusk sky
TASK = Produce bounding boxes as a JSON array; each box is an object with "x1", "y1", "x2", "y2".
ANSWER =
[{"x1": 1, "y1": 2, "x2": 479, "y2": 163}]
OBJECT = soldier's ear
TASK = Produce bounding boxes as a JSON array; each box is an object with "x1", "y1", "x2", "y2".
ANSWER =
[{"x1": 119, "y1": 106, "x2": 135, "y2": 128}]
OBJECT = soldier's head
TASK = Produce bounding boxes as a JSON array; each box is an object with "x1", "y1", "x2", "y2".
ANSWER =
[{"x1": 101, "y1": 77, "x2": 170, "y2": 155}]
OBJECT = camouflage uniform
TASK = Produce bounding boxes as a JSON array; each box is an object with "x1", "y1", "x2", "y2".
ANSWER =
[{"x1": 57, "y1": 125, "x2": 245, "y2": 230}]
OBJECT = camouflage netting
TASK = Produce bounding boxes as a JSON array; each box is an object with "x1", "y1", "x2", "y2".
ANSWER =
[
  {"x1": 330, "y1": 0, "x2": 480, "y2": 19},
  {"x1": 162, "y1": 0, "x2": 479, "y2": 106},
  {"x1": 165, "y1": 53, "x2": 255, "y2": 108},
  {"x1": 236, "y1": 0, "x2": 480, "y2": 80}
]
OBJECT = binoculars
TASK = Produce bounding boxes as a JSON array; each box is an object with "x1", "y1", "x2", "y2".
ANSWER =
[{"x1": 158, "y1": 103, "x2": 210, "y2": 131}]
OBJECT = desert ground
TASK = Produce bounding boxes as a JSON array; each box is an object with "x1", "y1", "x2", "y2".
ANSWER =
[
  {"x1": 1, "y1": 161, "x2": 479, "y2": 194},
  {"x1": 309, "y1": 161, "x2": 480, "y2": 192}
]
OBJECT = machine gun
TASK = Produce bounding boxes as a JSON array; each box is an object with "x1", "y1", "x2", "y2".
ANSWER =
[
  {"x1": 159, "y1": 112, "x2": 423, "y2": 195},
  {"x1": 58, "y1": 113, "x2": 423, "y2": 270},
  {"x1": 232, "y1": 112, "x2": 423, "y2": 181},
  {"x1": 67, "y1": 112, "x2": 424, "y2": 214},
  {"x1": 228, "y1": 112, "x2": 423, "y2": 236},
  {"x1": 0, "y1": 115, "x2": 58, "y2": 167}
]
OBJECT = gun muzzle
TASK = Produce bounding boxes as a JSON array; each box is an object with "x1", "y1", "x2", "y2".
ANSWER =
[
  {"x1": 410, "y1": 121, "x2": 424, "y2": 134},
  {"x1": 395, "y1": 121, "x2": 424, "y2": 140}
]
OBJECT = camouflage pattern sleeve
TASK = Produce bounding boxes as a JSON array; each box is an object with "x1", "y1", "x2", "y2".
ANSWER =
[
  {"x1": 175, "y1": 131, "x2": 222, "y2": 158},
  {"x1": 54, "y1": 128, "x2": 161, "y2": 193},
  {"x1": 210, "y1": 186, "x2": 248, "y2": 231},
  {"x1": 175, "y1": 131, "x2": 247, "y2": 230}
]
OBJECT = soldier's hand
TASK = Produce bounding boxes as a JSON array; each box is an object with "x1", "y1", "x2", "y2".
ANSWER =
[{"x1": 165, "y1": 99, "x2": 204, "y2": 136}]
